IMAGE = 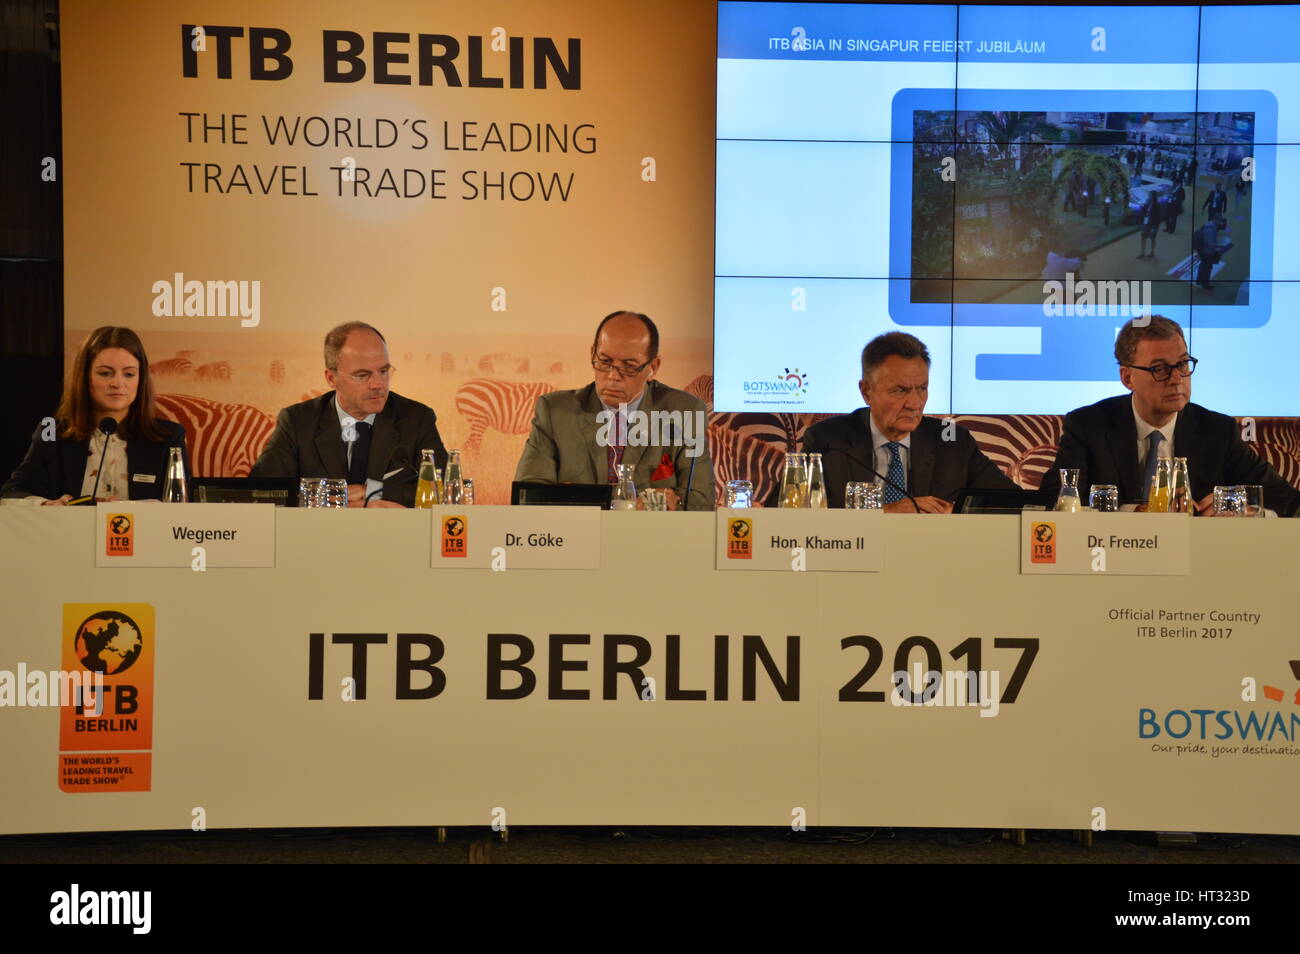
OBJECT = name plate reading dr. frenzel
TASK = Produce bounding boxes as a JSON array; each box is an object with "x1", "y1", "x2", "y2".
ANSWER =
[
  {"x1": 429, "y1": 505, "x2": 601, "y2": 570},
  {"x1": 95, "y1": 502, "x2": 276, "y2": 567},
  {"x1": 715, "y1": 508, "x2": 883, "y2": 572},
  {"x1": 1020, "y1": 511, "x2": 1191, "y2": 575}
]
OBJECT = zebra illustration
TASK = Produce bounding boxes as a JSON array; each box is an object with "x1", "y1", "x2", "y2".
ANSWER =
[
  {"x1": 154, "y1": 393, "x2": 276, "y2": 478},
  {"x1": 455, "y1": 378, "x2": 556, "y2": 456}
]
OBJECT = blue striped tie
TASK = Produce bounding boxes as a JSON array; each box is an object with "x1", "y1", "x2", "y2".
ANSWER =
[{"x1": 884, "y1": 441, "x2": 905, "y2": 504}]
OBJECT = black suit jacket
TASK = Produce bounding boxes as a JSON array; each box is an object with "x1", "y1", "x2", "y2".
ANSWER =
[
  {"x1": 1040, "y1": 395, "x2": 1300, "y2": 516},
  {"x1": 1, "y1": 419, "x2": 188, "y2": 501},
  {"x1": 800, "y1": 409, "x2": 1017, "y2": 508},
  {"x1": 250, "y1": 391, "x2": 447, "y2": 507}
]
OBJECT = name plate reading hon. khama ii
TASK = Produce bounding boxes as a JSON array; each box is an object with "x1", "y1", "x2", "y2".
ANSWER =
[
  {"x1": 95, "y1": 502, "x2": 276, "y2": 568},
  {"x1": 715, "y1": 508, "x2": 883, "y2": 572},
  {"x1": 429, "y1": 505, "x2": 601, "y2": 570},
  {"x1": 1020, "y1": 511, "x2": 1191, "y2": 576}
]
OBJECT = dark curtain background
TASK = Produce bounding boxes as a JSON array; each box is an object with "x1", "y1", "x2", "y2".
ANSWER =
[{"x1": 1, "y1": 0, "x2": 63, "y2": 485}]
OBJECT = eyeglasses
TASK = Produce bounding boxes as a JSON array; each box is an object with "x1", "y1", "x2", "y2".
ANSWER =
[
  {"x1": 592, "y1": 356, "x2": 653, "y2": 379},
  {"x1": 338, "y1": 365, "x2": 396, "y2": 384},
  {"x1": 1123, "y1": 357, "x2": 1197, "y2": 382}
]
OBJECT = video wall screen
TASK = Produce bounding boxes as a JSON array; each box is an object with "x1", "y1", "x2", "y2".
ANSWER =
[{"x1": 715, "y1": 2, "x2": 1298, "y2": 414}]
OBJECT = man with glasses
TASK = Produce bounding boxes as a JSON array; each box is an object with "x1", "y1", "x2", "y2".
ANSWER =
[
  {"x1": 1041, "y1": 316, "x2": 1298, "y2": 515},
  {"x1": 514, "y1": 310, "x2": 714, "y2": 510},
  {"x1": 252, "y1": 321, "x2": 447, "y2": 507}
]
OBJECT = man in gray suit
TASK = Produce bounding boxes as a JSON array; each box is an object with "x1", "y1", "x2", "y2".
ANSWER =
[
  {"x1": 514, "y1": 311, "x2": 714, "y2": 510},
  {"x1": 252, "y1": 321, "x2": 447, "y2": 508},
  {"x1": 802, "y1": 332, "x2": 1017, "y2": 511}
]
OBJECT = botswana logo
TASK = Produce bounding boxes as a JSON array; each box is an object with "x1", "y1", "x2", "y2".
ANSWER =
[
  {"x1": 781, "y1": 367, "x2": 809, "y2": 395},
  {"x1": 1261, "y1": 660, "x2": 1300, "y2": 705}
]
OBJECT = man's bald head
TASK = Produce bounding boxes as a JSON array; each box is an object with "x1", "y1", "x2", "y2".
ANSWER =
[
  {"x1": 590, "y1": 310, "x2": 662, "y2": 407},
  {"x1": 592, "y1": 311, "x2": 658, "y2": 362}
]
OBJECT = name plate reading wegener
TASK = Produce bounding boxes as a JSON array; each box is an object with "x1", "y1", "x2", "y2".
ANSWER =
[
  {"x1": 429, "y1": 505, "x2": 601, "y2": 569},
  {"x1": 715, "y1": 508, "x2": 883, "y2": 572},
  {"x1": 1020, "y1": 511, "x2": 1190, "y2": 575},
  {"x1": 96, "y1": 502, "x2": 275, "y2": 568}
]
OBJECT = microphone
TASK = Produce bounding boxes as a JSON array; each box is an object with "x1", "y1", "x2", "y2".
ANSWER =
[
  {"x1": 819, "y1": 444, "x2": 921, "y2": 513},
  {"x1": 68, "y1": 417, "x2": 118, "y2": 506},
  {"x1": 667, "y1": 420, "x2": 698, "y2": 512}
]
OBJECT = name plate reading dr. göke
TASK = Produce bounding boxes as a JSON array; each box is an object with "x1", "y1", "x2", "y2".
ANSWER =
[{"x1": 429, "y1": 505, "x2": 601, "y2": 570}]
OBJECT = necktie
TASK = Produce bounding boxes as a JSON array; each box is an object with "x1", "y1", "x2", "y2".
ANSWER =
[
  {"x1": 884, "y1": 441, "x2": 905, "y2": 504},
  {"x1": 348, "y1": 421, "x2": 372, "y2": 485},
  {"x1": 1140, "y1": 431, "x2": 1163, "y2": 497}
]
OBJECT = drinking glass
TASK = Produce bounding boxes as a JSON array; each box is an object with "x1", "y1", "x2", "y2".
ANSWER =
[
  {"x1": 298, "y1": 477, "x2": 324, "y2": 509},
  {"x1": 1212, "y1": 485, "x2": 1245, "y2": 516},
  {"x1": 857, "y1": 481, "x2": 883, "y2": 510},
  {"x1": 320, "y1": 478, "x2": 349, "y2": 509},
  {"x1": 1241, "y1": 484, "x2": 1264, "y2": 517},
  {"x1": 844, "y1": 481, "x2": 864, "y2": 509},
  {"x1": 461, "y1": 477, "x2": 475, "y2": 506},
  {"x1": 725, "y1": 480, "x2": 753, "y2": 508},
  {"x1": 1089, "y1": 484, "x2": 1119, "y2": 512}
]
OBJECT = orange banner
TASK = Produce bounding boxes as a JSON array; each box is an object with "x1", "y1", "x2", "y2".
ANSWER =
[{"x1": 59, "y1": 603, "x2": 155, "y2": 792}]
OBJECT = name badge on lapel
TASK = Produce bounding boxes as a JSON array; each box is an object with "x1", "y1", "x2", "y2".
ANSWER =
[{"x1": 132, "y1": 473, "x2": 156, "y2": 484}]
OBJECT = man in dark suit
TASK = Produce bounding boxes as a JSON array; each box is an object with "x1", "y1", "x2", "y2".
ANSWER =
[
  {"x1": 1202, "y1": 182, "x2": 1228, "y2": 218},
  {"x1": 801, "y1": 332, "x2": 1017, "y2": 511},
  {"x1": 1040, "y1": 316, "x2": 1299, "y2": 515},
  {"x1": 251, "y1": 322, "x2": 446, "y2": 507}
]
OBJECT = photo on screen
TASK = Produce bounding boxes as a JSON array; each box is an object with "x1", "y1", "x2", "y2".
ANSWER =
[{"x1": 911, "y1": 109, "x2": 1256, "y2": 306}]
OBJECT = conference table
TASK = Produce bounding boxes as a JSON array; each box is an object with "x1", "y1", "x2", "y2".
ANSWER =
[{"x1": 1, "y1": 505, "x2": 1294, "y2": 836}]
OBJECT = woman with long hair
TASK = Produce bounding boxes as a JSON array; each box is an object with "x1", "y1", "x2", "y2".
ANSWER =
[{"x1": 1, "y1": 326, "x2": 188, "y2": 504}]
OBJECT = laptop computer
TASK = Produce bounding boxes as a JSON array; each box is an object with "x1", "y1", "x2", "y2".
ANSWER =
[
  {"x1": 190, "y1": 477, "x2": 298, "y2": 507},
  {"x1": 511, "y1": 481, "x2": 613, "y2": 509},
  {"x1": 950, "y1": 487, "x2": 1056, "y2": 514}
]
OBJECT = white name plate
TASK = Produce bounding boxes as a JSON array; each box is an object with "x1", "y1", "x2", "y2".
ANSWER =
[
  {"x1": 96, "y1": 502, "x2": 275, "y2": 568},
  {"x1": 715, "y1": 508, "x2": 883, "y2": 572},
  {"x1": 1020, "y1": 511, "x2": 1190, "y2": 575},
  {"x1": 429, "y1": 505, "x2": 601, "y2": 570}
]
